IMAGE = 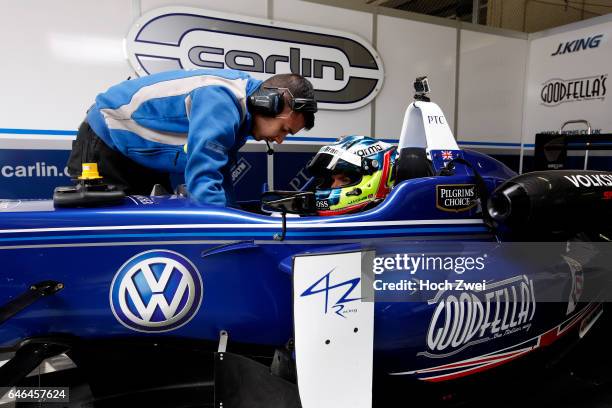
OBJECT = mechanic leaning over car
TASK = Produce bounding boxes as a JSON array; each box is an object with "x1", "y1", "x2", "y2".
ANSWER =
[{"x1": 67, "y1": 68, "x2": 317, "y2": 206}]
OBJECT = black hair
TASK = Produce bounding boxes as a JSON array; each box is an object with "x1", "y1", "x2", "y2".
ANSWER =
[{"x1": 262, "y1": 74, "x2": 316, "y2": 130}]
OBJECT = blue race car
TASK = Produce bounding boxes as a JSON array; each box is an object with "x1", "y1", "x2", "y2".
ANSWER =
[{"x1": 0, "y1": 78, "x2": 610, "y2": 407}]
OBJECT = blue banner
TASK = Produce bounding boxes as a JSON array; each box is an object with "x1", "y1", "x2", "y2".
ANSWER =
[
  {"x1": 0, "y1": 149, "x2": 71, "y2": 199},
  {"x1": 0, "y1": 149, "x2": 268, "y2": 201}
]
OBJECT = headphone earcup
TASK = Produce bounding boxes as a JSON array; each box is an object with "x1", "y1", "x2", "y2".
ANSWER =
[
  {"x1": 270, "y1": 93, "x2": 284, "y2": 115},
  {"x1": 248, "y1": 89, "x2": 284, "y2": 116}
]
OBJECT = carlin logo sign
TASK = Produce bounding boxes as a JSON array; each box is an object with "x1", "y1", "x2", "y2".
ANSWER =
[
  {"x1": 126, "y1": 7, "x2": 384, "y2": 110},
  {"x1": 540, "y1": 75, "x2": 607, "y2": 106}
]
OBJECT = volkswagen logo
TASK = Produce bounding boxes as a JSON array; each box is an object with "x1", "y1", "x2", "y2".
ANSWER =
[{"x1": 110, "y1": 250, "x2": 203, "y2": 332}]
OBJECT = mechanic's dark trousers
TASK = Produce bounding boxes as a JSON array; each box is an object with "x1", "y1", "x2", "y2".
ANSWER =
[{"x1": 67, "y1": 121, "x2": 173, "y2": 195}]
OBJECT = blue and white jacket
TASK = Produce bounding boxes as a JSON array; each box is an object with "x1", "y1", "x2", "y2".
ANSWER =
[{"x1": 86, "y1": 68, "x2": 262, "y2": 206}]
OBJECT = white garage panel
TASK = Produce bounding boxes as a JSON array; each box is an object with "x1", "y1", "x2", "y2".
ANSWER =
[
  {"x1": 375, "y1": 15, "x2": 457, "y2": 141},
  {"x1": 273, "y1": 0, "x2": 373, "y2": 43},
  {"x1": 523, "y1": 19, "x2": 612, "y2": 146},
  {"x1": 274, "y1": 0, "x2": 374, "y2": 140},
  {"x1": 0, "y1": 0, "x2": 134, "y2": 131},
  {"x1": 290, "y1": 106, "x2": 372, "y2": 143},
  {"x1": 457, "y1": 30, "x2": 527, "y2": 147},
  {"x1": 140, "y1": 0, "x2": 267, "y2": 19}
]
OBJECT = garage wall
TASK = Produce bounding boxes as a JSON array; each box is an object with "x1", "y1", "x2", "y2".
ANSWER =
[
  {"x1": 0, "y1": 0, "x2": 533, "y2": 199},
  {"x1": 272, "y1": 0, "x2": 374, "y2": 139},
  {"x1": 523, "y1": 16, "x2": 612, "y2": 141},
  {"x1": 457, "y1": 30, "x2": 527, "y2": 150},
  {"x1": 0, "y1": 0, "x2": 135, "y2": 146},
  {"x1": 375, "y1": 15, "x2": 457, "y2": 141},
  {"x1": 521, "y1": 13, "x2": 612, "y2": 172}
]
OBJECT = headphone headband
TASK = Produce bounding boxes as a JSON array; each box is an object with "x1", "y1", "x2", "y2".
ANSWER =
[
  {"x1": 247, "y1": 86, "x2": 318, "y2": 117},
  {"x1": 290, "y1": 97, "x2": 318, "y2": 113}
]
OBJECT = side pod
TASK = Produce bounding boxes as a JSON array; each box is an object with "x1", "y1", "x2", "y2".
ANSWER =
[{"x1": 488, "y1": 170, "x2": 612, "y2": 233}]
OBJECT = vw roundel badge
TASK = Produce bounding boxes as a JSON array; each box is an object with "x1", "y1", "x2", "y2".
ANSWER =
[{"x1": 110, "y1": 250, "x2": 203, "y2": 332}]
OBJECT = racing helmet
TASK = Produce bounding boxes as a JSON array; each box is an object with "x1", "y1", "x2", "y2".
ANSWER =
[{"x1": 307, "y1": 135, "x2": 398, "y2": 216}]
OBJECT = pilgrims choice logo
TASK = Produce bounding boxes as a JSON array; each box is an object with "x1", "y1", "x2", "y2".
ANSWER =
[
  {"x1": 436, "y1": 184, "x2": 477, "y2": 212},
  {"x1": 126, "y1": 7, "x2": 384, "y2": 110}
]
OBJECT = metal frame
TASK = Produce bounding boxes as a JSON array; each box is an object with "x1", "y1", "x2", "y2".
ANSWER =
[
  {"x1": 518, "y1": 25, "x2": 532, "y2": 175},
  {"x1": 560, "y1": 119, "x2": 593, "y2": 170}
]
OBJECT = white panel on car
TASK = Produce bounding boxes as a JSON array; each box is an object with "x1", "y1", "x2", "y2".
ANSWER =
[
  {"x1": 398, "y1": 101, "x2": 459, "y2": 154},
  {"x1": 293, "y1": 251, "x2": 374, "y2": 408}
]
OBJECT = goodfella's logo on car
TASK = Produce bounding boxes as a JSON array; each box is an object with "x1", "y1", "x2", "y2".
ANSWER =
[
  {"x1": 423, "y1": 275, "x2": 535, "y2": 357},
  {"x1": 126, "y1": 7, "x2": 384, "y2": 110},
  {"x1": 540, "y1": 75, "x2": 607, "y2": 106}
]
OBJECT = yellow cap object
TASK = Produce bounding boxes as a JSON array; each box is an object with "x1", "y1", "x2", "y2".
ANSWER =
[{"x1": 78, "y1": 163, "x2": 103, "y2": 180}]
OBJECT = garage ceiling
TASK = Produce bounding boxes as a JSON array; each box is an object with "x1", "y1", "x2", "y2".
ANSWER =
[{"x1": 363, "y1": 0, "x2": 479, "y2": 21}]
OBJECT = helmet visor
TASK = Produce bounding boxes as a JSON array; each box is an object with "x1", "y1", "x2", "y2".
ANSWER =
[{"x1": 306, "y1": 145, "x2": 363, "y2": 178}]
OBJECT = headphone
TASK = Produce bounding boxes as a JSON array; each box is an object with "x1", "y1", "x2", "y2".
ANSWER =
[{"x1": 247, "y1": 86, "x2": 318, "y2": 117}]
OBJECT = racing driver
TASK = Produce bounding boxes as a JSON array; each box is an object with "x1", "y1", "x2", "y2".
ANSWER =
[{"x1": 307, "y1": 135, "x2": 398, "y2": 216}]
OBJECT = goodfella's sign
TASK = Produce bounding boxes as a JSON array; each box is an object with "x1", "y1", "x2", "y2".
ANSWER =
[
  {"x1": 540, "y1": 74, "x2": 607, "y2": 106},
  {"x1": 126, "y1": 7, "x2": 384, "y2": 110}
]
